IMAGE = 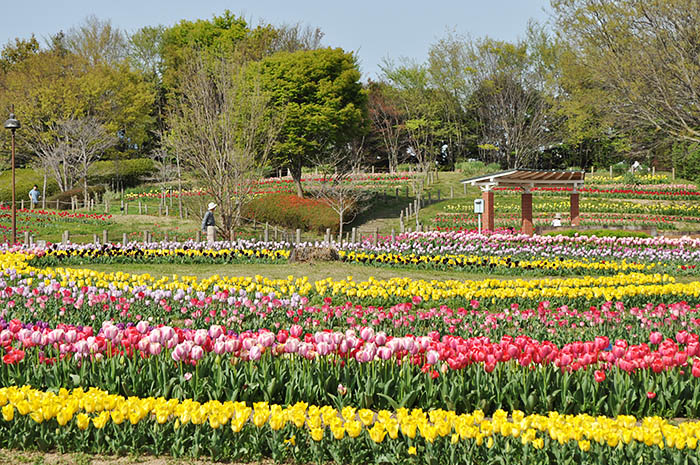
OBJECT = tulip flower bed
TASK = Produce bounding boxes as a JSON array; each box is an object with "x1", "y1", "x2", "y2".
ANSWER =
[
  {"x1": 444, "y1": 199, "x2": 700, "y2": 218},
  {"x1": 19, "y1": 230, "x2": 700, "y2": 276},
  {"x1": 2, "y1": 242, "x2": 700, "y2": 464},
  {"x1": 587, "y1": 174, "x2": 672, "y2": 185},
  {"x1": 0, "y1": 385, "x2": 698, "y2": 463},
  {"x1": 124, "y1": 173, "x2": 417, "y2": 201},
  {"x1": 0, "y1": 208, "x2": 114, "y2": 241},
  {"x1": 434, "y1": 212, "x2": 696, "y2": 230},
  {"x1": 494, "y1": 186, "x2": 700, "y2": 200}
]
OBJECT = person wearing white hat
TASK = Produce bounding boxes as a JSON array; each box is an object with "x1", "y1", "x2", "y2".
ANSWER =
[
  {"x1": 551, "y1": 212, "x2": 562, "y2": 228},
  {"x1": 202, "y1": 202, "x2": 217, "y2": 233}
]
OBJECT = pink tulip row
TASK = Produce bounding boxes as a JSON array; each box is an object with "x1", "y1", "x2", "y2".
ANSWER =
[{"x1": 3, "y1": 318, "x2": 700, "y2": 377}]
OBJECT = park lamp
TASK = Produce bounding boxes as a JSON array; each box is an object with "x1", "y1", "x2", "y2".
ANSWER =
[{"x1": 4, "y1": 110, "x2": 21, "y2": 245}]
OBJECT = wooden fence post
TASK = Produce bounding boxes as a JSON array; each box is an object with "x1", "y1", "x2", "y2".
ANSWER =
[
  {"x1": 23, "y1": 231, "x2": 30, "y2": 244},
  {"x1": 102, "y1": 230, "x2": 108, "y2": 244},
  {"x1": 196, "y1": 230, "x2": 202, "y2": 242},
  {"x1": 264, "y1": 223, "x2": 269, "y2": 242},
  {"x1": 450, "y1": 187, "x2": 454, "y2": 199},
  {"x1": 138, "y1": 201, "x2": 142, "y2": 214},
  {"x1": 325, "y1": 228, "x2": 331, "y2": 243},
  {"x1": 93, "y1": 233, "x2": 98, "y2": 244},
  {"x1": 122, "y1": 233, "x2": 128, "y2": 245},
  {"x1": 373, "y1": 228, "x2": 379, "y2": 245},
  {"x1": 143, "y1": 231, "x2": 148, "y2": 244},
  {"x1": 295, "y1": 228, "x2": 301, "y2": 244},
  {"x1": 351, "y1": 227, "x2": 357, "y2": 243}
]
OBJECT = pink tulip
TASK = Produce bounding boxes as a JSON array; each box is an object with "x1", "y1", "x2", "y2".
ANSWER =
[
  {"x1": 149, "y1": 342, "x2": 162, "y2": 356},
  {"x1": 249, "y1": 344, "x2": 262, "y2": 361},
  {"x1": 208, "y1": 325, "x2": 223, "y2": 339},
  {"x1": 426, "y1": 350, "x2": 440, "y2": 365},
  {"x1": 190, "y1": 345, "x2": 204, "y2": 361}
]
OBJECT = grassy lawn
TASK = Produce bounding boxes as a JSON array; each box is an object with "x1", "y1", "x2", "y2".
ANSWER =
[
  {"x1": 75, "y1": 261, "x2": 699, "y2": 283},
  {"x1": 0, "y1": 449, "x2": 269, "y2": 465},
  {"x1": 82, "y1": 261, "x2": 533, "y2": 282}
]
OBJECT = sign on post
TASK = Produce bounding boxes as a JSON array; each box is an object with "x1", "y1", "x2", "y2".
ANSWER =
[{"x1": 474, "y1": 199, "x2": 484, "y2": 234}]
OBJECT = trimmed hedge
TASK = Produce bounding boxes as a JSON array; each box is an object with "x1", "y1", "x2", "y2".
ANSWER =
[
  {"x1": 0, "y1": 169, "x2": 59, "y2": 203},
  {"x1": 88, "y1": 158, "x2": 155, "y2": 187},
  {"x1": 245, "y1": 194, "x2": 339, "y2": 233}
]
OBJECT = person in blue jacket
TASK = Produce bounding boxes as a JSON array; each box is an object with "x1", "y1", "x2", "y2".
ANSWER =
[{"x1": 28, "y1": 185, "x2": 40, "y2": 209}]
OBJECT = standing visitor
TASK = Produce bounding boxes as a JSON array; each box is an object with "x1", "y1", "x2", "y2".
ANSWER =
[
  {"x1": 28, "y1": 185, "x2": 40, "y2": 209},
  {"x1": 202, "y1": 202, "x2": 217, "y2": 232}
]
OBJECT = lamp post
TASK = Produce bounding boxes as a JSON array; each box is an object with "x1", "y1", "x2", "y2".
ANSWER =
[{"x1": 4, "y1": 109, "x2": 20, "y2": 245}]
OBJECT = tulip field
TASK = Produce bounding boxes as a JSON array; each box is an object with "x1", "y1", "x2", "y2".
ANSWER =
[{"x1": 0, "y1": 231, "x2": 699, "y2": 464}]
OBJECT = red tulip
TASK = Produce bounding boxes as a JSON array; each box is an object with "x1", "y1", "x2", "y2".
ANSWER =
[{"x1": 594, "y1": 369, "x2": 606, "y2": 382}]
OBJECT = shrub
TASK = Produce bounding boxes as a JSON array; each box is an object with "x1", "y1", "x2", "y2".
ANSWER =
[
  {"x1": 0, "y1": 169, "x2": 59, "y2": 203},
  {"x1": 245, "y1": 194, "x2": 339, "y2": 233},
  {"x1": 46, "y1": 185, "x2": 106, "y2": 210},
  {"x1": 88, "y1": 158, "x2": 155, "y2": 187},
  {"x1": 457, "y1": 160, "x2": 502, "y2": 177},
  {"x1": 546, "y1": 229, "x2": 650, "y2": 238}
]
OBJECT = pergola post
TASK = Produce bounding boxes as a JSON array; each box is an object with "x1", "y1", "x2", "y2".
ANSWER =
[
  {"x1": 570, "y1": 190, "x2": 580, "y2": 226},
  {"x1": 482, "y1": 188, "x2": 495, "y2": 232},
  {"x1": 521, "y1": 189, "x2": 533, "y2": 236}
]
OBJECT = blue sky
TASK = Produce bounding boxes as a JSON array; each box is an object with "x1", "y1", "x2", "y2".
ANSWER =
[{"x1": 2, "y1": 0, "x2": 551, "y2": 77}]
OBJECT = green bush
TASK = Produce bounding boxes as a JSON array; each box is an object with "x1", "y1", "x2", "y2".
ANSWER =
[
  {"x1": 46, "y1": 185, "x2": 106, "y2": 210},
  {"x1": 672, "y1": 142, "x2": 700, "y2": 184},
  {"x1": 457, "y1": 160, "x2": 501, "y2": 177},
  {"x1": 611, "y1": 162, "x2": 628, "y2": 177},
  {"x1": 545, "y1": 229, "x2": 650, "y2": 238},
  {"x1": 89, "y1": 158, "x2": 155, "y2": 187},
  {"x1": 0, "y1": 169, "x2": 59, "y2": 203},
  {"x1": 244, "y1": 194, "x2": 339, "y2": 233}
]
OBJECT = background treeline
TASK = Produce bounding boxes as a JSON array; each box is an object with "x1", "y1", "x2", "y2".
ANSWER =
[{"x1": 1, "y1": 0, "x2": 700, "y2": 196}]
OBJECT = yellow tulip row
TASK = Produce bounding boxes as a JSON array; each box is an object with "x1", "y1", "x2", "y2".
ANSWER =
[
  {"x1": 1, "y1": 385, "x2": 698, "y2": 451},
  {"x1": 4, "y1": 250, "x2": 694, "y2": 303},
  {"x1": 41, "y1": 247, "x2": 291, "y2": 261},
  {"x1": 339, "y1": 250, "x2": 654, "y2": 273}
]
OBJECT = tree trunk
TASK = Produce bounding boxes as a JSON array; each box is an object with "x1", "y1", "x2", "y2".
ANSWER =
[
  {"x1": 338, "y1": 211, "x2": 344, "y2": 240},
  {"x1": 176, "y1": 152, "x2": 183, "y2": 220},
  {"x1": 292, "y1": 165, "x2": 304, "y2": 197},
  {"x1": 83, "y1": 173, "x2": 89, "y2": 208},
  {"x1": 42, "y1": 170, "x2": 47, "y2": 209}
]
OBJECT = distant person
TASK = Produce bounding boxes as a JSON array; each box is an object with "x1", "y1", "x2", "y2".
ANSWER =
[
  {"x1": 202, "y1": 202, "x2": 217, "y2": 233},
  {"x1": 28, "y1": 185, "x2": 40, "y2": 209},
  {"x1": 551, "y1": 213, "x2": 562, "y2": 228}
]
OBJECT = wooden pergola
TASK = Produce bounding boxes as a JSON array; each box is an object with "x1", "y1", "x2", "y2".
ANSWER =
[{"x1": 461, "y1": 169, "x2": 586, "y2": 235}]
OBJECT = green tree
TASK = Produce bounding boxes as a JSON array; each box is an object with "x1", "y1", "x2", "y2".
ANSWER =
[
  {"x1": 0, "y1": 35, "x2": 40, "y2": 71},
  {"x1": 551, "y1": 0, "x2": 700, "y2": 150},
  {"x1": 160, "y1": 11, "x2": 277, "y2": 93},
  {"x1": 256, "y1": 48, "x2": 367, "y2": 197},
  {"x1": 380, "y1": 60, "x2": 448, "y2": 174},
  {"x1": 0, "y1": 44, "x2": 155, "y2": 175}
]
